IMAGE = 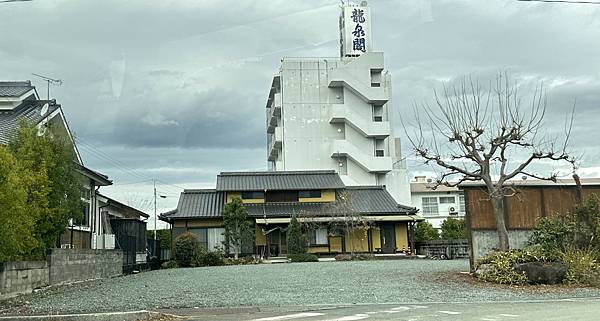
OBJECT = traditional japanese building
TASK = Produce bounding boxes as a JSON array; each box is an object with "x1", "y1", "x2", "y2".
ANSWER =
[
  {"x1": 160, "y1": 170, "x2": 420, "y2": 257},
  {"x1": 265, "y1": 2, "x2": 411, "y2": 206}
]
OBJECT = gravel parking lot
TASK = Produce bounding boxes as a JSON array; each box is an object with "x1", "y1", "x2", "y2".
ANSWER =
[{"x1": 2, "y1": 260, "x2": 600, "y2": 315}]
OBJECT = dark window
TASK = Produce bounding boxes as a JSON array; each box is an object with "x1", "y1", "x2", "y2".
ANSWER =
[
  {"x1": 241, "y1": 191, "x2": 265, "y2": 199},
  {"x1": 299, "y1": 190, "x2": 322, "y2": 198},
  {"x1": 77, "y1": 203, "x2": 90, "y2": 226},
  {"x1": 371, "y1": 82, "x2": 381, "y2": 87},
  {"x1": 373, "y1": 116, "x2": 383, "y2": 122},
  {"x1": 375, "y1": 149, "x2": 384, "y2": 157},
  {"x1": 172, "y1": 227, "x2": 187, "y2": 246},
  {"x1": 266, "y1": 191, "x2": 299, "y2": 202},
  {"x1": 439, "y1": 196, "x2": 455, "y2": 204},
  {"x1": 188, "y1": 228, "x2": 208, "y2": 249}
]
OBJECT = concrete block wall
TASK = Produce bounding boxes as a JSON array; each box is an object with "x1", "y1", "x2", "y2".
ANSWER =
[
  {"x1": 48, "y1": 249, "x2": 123, "y2": 286},
  {"x1": 470, "y1": 230, "x2": 533, "y2": 265},
  {"x1": 0, "y1": 261, "x2": 49, "y2": 300}
]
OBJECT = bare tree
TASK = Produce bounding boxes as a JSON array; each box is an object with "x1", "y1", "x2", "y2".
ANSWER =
[
  {"x1": 302, "y1": 191, "x2": 371, "y2": 255},
  {"x1": 406, "y1": 72, "x2": 576, "y2": 251}
]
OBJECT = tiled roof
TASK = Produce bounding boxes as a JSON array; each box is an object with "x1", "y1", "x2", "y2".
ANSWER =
[
  {"x1": 460, "y1": 178, "x2": 600, "y2": 188},
  {"x1": 0, "y1": 81, "x2": 35, "y2": 97},
  {"x1": 160, "y1": 189, "x2": 224, "y2": 221},
  {"x1": 0, "y1": 100, "x2": 59, "y2": 145},
  {"x1": 162, "y1": 186, "x2": 416, "y2": 221},
  {"x1": 216, "y1": 170, "x2": 345, "y2": 191},
  {"x1": 345, "y1": 186, "x2": 416, "y2": 214}
]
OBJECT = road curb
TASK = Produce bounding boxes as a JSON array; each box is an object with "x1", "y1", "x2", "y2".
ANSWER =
[{"x1": 0, "y1": 310, "x2": 156, "y2": 321}]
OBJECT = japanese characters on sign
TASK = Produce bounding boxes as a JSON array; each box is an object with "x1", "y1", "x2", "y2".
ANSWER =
[{"x1": 341, "y1": 6, "x2": 372, "y2": 57}]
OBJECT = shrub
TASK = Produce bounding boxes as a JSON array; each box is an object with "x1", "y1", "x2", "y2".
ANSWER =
[
  {"x1": 287, "y1": 216, "x2": 307, "y2": 255},
  {"x1": 562, "y1": 248, "x2": 600, "y2": 286},
  {"x1": 225, "y1": 256, "x2": 260, "y2": 265},
  {"x1": 334, "y1": 254, "x2": 375, "y2": 261},
  {"x1": 173, "y1": 232, "x2": 198, "y2": 267},
  {"x1": 440, "y1": 218, "x2": 466, "y2": 240},
  {"x1": 288, "y1": 253, "x2": 318, "y2": 262},
  {"x1": 161, "y1": 260, "x2": 179, "y2": 269},
  {"x1": 414, "y1": 221, "x2": 439, "y2": 242},
  {"x1": 191, "y1": 246, "x2": 225, "y2": 267},
  {"x1": 334, "y1": 254, "x2": 353, "y2": 261},
  {"x1": 477, "y1": 249, "x2": 549, "y2": 285},
  {"x1": 527, "y1": 215, "x2": 576, "y2": 259}
]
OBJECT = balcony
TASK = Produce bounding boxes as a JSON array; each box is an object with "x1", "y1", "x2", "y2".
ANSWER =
[
  {"x1": 268, "y1": 126, "x2": 283, "y2": 161},
  {"x1": 330, "y1": 105, "x2": 390, "y2": 138},
  {"x1": 267, "y1": 93, "x2": 282, "y2": 134},
  {"x1": 328, "y1": 54, "x2": 389, "y2": 105},
  {"x1": 330, "y1": 140, "x2": 392, "y2": 173}
]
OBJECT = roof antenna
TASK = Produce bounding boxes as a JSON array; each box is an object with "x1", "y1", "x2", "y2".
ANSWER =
[{"x1": 31, "y1": 73, "x2": 62, "y2": 101}]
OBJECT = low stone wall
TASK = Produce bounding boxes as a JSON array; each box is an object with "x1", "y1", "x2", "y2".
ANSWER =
[
  {"x1": 417, "y1": 239, "x2": 469, "y2": 259},
  {"x1": 0, "y1": 249, "x2": 124, "y2": 300},
  {"x1": 470, "y1": 230, "x2": 533, "y2": 267},
  {"x1": 48, "y1": 249, "x2": 123, "y2": 286},
  {"x1": 0, "y1": 261, "x2": 49, "y2": 300}
]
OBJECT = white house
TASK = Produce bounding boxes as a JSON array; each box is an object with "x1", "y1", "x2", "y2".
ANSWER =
[{"x1": 410, "y1": 176, "x2": 466, "y2": 229}]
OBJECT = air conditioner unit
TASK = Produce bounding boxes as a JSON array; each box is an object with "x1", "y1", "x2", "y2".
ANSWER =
[
  {"x1": 448, "y1": 206, "x2": 458, "y2": 214},
  {"x1": 60, "y1": 244, "x2": 73, "y2": 249}
]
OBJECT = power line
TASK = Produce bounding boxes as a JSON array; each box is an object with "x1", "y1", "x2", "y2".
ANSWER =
[{"x1": 517, "y1": 0, "x2": 600, "y2": 4}]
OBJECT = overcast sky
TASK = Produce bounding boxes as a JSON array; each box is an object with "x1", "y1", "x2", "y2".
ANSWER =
[{"x1": 2, "y1": 0, "x2": 599, "y2": 228}]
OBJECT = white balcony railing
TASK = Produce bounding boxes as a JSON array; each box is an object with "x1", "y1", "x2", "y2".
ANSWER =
[
  {"x1": 330, "y1": 140, "x2": 392, "y2": 173},
  {"x1": 330, "y1": 105, "x2": 390, "y2": 138}
]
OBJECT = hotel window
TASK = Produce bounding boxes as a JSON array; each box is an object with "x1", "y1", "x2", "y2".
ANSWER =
[
  {"x1": 439, "y1": 196, "x2": 455, "y2": 204},
  {"x1": 241, "y1": 191, "x2": 264, "y2": 199},
  {"x1": 422, "y1": 197, "x2": 439, "y2": 216},
  {"x1": 308, "y1": 228, "x2": 328, "y2": 246},
  {"x1": 299, "y1": 190, "x2": 321, "y2": 198}
]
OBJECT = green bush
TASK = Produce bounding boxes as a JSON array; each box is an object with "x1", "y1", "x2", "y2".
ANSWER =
[
  {"x1": 288, "y1": 253, "x2": 319, "y2": 262},
  {"x1": 562, "y1": 248, "x2": 600, "y2": 286},
  {"x1": 477, "y1": 249, "x2": 549, "y2": 285},
  {"x1": 414, "y1": 221, "x2": 439, "y2": 242},
  {"x1": 333, "y1": 254, "x2": 375, "y2": 261},
  {"x1": 224, "y1": 256, "x2": 260, "y2": 265},
  {"x1": 287, "y1": 216, "x2": 307, "y2": 254},
  {"x1": 527, "y1": 215, "x2": 576, "y2": 259},
  {"x1": 191, "y1": 246, "x2": 225, "y2": 267},
  {"x1": 161, "y1": 260, "x2": 179, "y2": 269},
  {"x1": 173, "y1": 232, "x2": 198, "y2": 267},
  {"x1": 440, "y1": 218, "x2": 466, "y2": 240}
]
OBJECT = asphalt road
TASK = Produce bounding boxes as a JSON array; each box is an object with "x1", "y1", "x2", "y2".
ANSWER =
[{"x1": 168, "y1": 298, "x2": 600, "y2": 321}]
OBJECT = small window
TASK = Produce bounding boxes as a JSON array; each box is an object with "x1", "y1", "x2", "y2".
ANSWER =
[
  {"x1": 375, "y1": 149, "x2": 384, "y2": 157},
  {"x1": 299, "y1": 190, "x2": 321, "y2": 198},
  {"x1": 370, "y1": 82, "x2": 381, "y2": 87},
  {"x1": 307, "y1": 228, "x2": 328, "y2": 245},
  {"x1": 241, "y1": 191, "x2": 265, "y2": 199},
  {"x1": 439, "y1": 196, "x2": 455, "y2": 204},
  {"x1": 422, "y1": 197, "x2": 439, "y2": 216},
  {"x1": 78, "y1": 203, "x2": 90, "y2": 226},
  {"x1": 373, "y1": 116, "x2": 383, "y2": 122},
  {"x1": 459, "y1": 194, "x2": 466, "y2": 213}
]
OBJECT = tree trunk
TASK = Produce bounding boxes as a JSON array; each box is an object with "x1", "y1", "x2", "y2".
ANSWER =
[{"x1": 490, "y1": 196, "x2": 510, "y2": 251}]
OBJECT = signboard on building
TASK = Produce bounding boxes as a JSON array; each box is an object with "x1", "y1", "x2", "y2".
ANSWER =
[{"x1": 340, "y1": 5, "x2": 372, "y2": 57}]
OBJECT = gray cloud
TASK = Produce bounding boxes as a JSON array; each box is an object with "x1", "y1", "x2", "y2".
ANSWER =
[{"x1": 2, "y1": 0, "x2": 600, "y2": 209}]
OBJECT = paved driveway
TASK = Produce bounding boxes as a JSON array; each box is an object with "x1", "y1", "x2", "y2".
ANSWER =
[{"x1": 2, "y1": 260, "x2": 600, "y2": 315}]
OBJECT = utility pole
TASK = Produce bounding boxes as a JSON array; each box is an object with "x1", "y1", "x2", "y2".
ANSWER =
[{"x1": 153, "y1": 179, "x2": 157, "y2": 241}]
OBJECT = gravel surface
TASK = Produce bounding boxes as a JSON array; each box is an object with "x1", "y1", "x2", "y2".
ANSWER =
[{"x1": 2, "y1": 260, "x2": 600, "y2": 315}]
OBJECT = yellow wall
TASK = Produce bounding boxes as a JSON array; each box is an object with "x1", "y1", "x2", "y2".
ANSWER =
[
  {"x1": 226, "y1": 192, "x2": 265, "y2": 204},
  {"x1": 346, "y1": 228, "x2": 369, "y2": 252},
  {"x1": 255, "y1": 225, "x2": 266, "y2": 246},
  {"x1": 307, "y1": 246, "x2": 329, "y2": 254},
  {"x1": 299, "y1": 190, "x2": 336, "y2": 203},
  {"x1": 329, "y1": 236, "x2": 343, "y2": 253},
  {"x1": 173, "y1": 219, "x2": 224, "y2": 228},
  {"x1": 395, "y1": 222, "x2": 409, "y2": 251},
  {"x1": 371, "y1": 228, "x2": 381, "y2": 249}
]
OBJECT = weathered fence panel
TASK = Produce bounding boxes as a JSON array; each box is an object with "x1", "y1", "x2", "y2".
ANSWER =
[{"x1": 417, "y1": 239, "x2": 469, "y2": 259}]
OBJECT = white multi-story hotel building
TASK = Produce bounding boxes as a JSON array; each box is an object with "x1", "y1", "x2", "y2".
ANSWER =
[{"x1": 266, "y1": 2, "x2": 410, "y2": 205}]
